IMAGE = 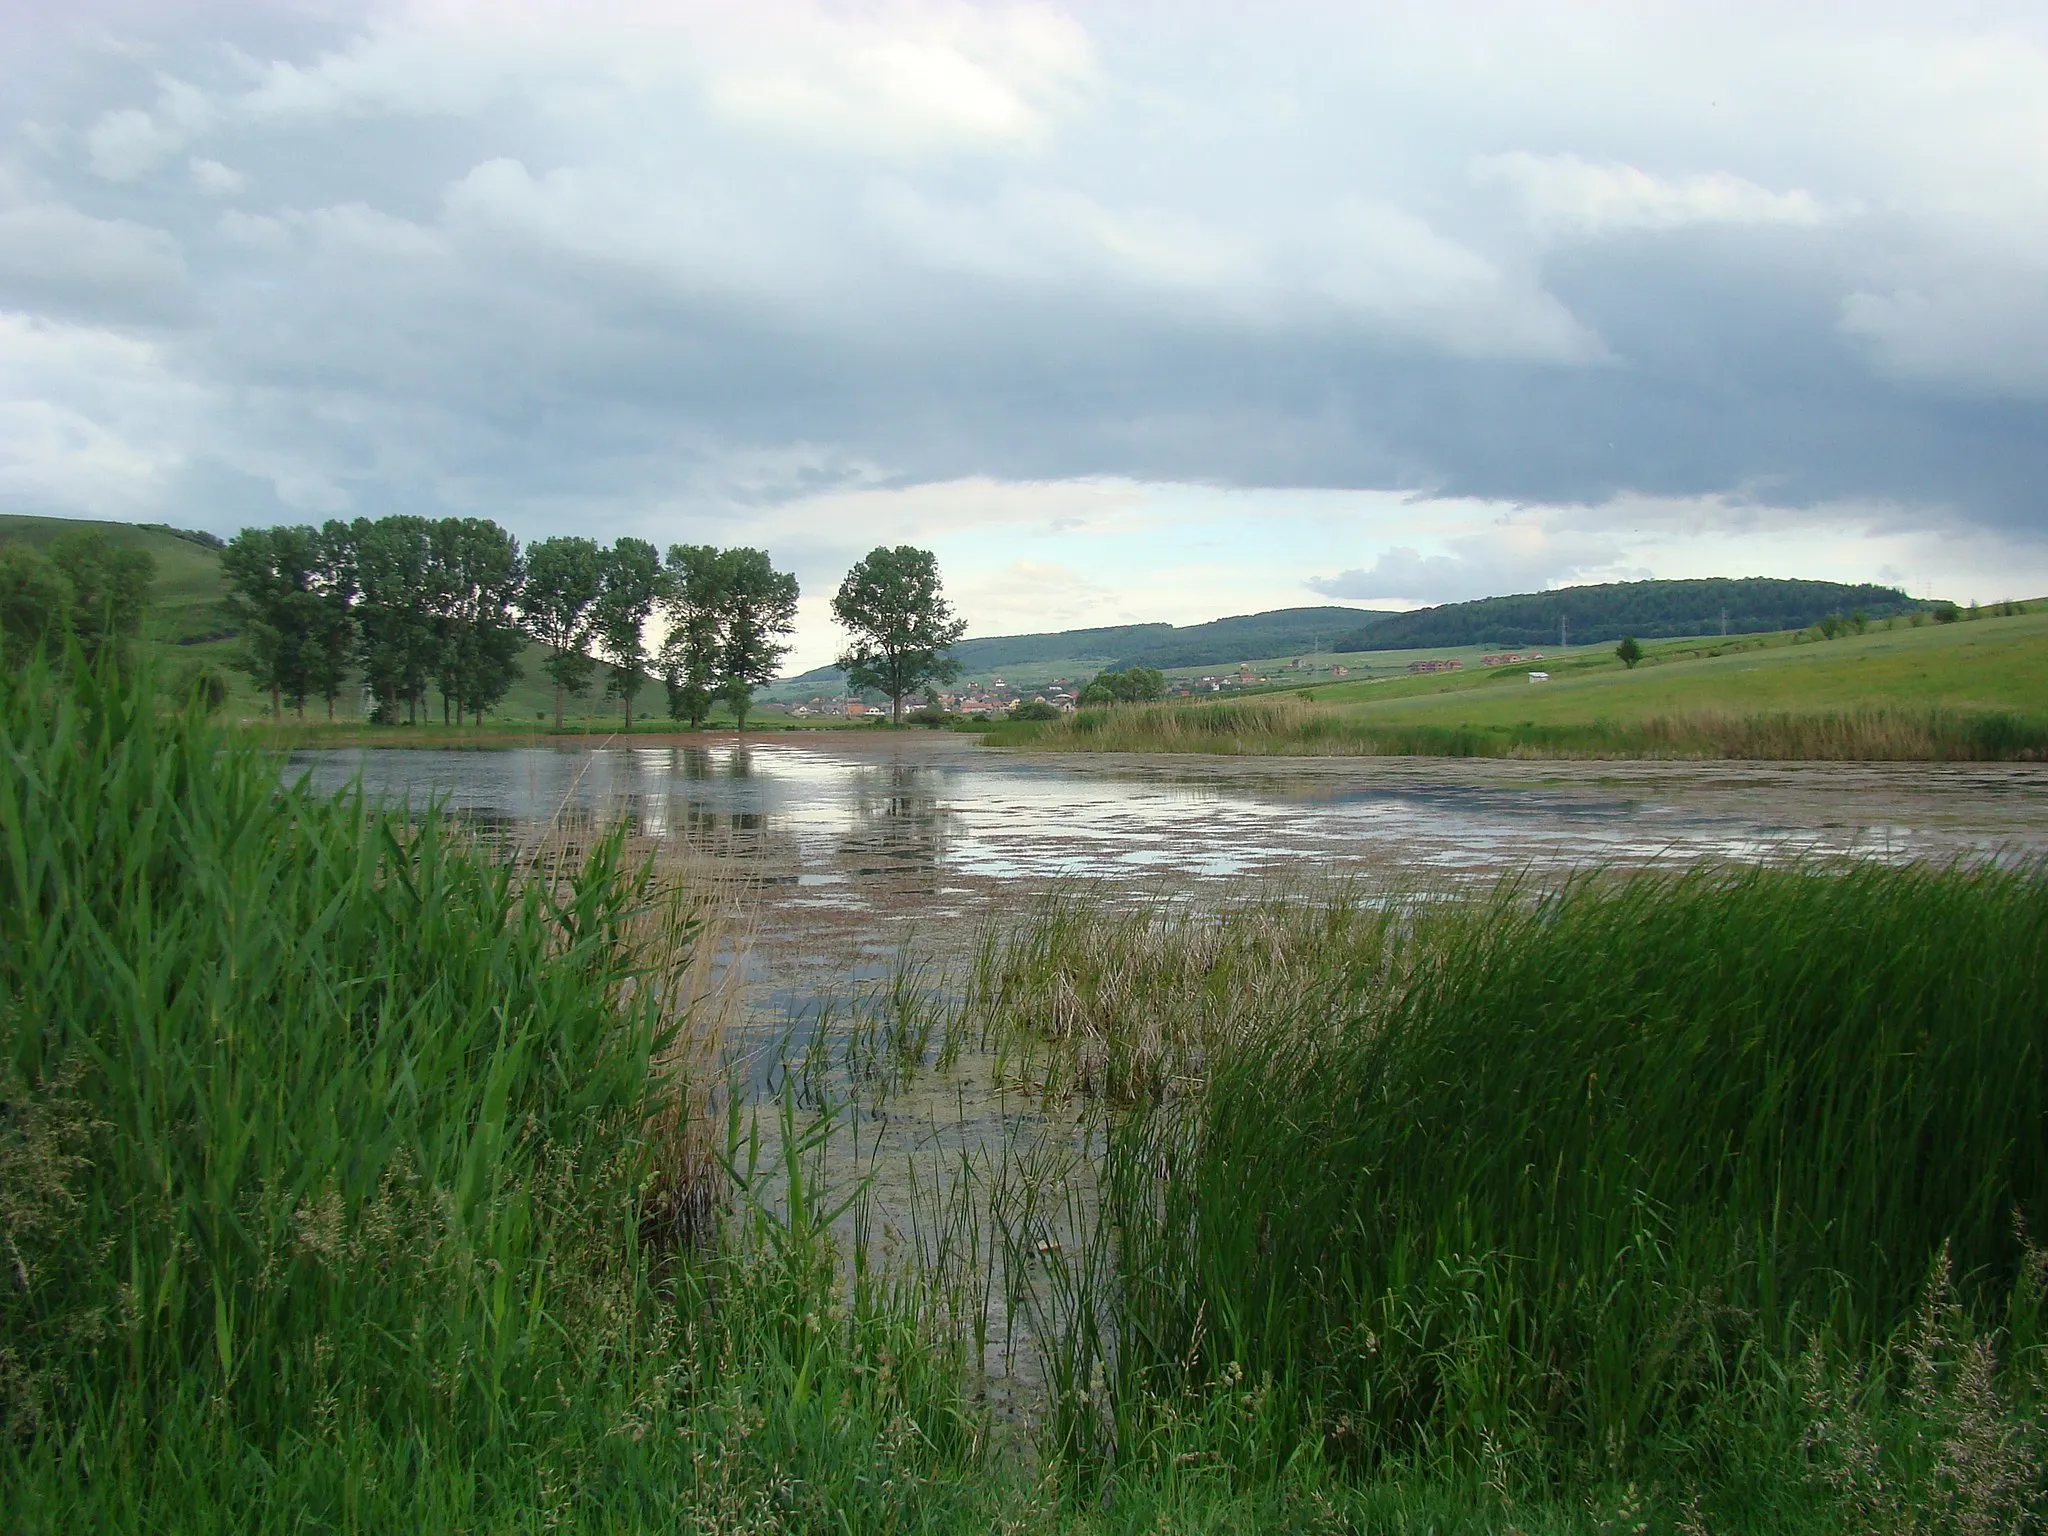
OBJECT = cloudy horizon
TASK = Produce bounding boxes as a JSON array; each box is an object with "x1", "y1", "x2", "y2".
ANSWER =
[{"x1": 4, "y1": 0, "x2": 2046, "y2": 669}]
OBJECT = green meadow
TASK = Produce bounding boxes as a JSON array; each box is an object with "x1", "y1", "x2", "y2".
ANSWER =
[{"x1": 1022, "y1": 601, "x2": 2048, "y2": 758}]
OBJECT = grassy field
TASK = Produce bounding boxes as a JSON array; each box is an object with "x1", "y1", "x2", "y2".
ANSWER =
[
  {"x1": 1014, "y1": 602, "x2": 2048, "y2": 759},
  {"x1": 8, "y1": 655, "x2": 2046, "y2": 1530}
]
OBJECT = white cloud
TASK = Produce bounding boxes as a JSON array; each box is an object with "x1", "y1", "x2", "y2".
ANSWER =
[
  {"x1": 85, "y1": 107, "x2": 183, "y2": 181},
  {"x1": 189, "y1": 157, "x2": 246, "y2": 195},
  {"x1": 84, "y1": 77, "x2": 215, "y2": 181},
  {"x1": 1311, "y1": 523, "x2": 1629, "y2": 607},
  {"x1": 0, "y1": 314, "x2": 203, "y2": 515},
  {"x1": 704, "y1": 2, "x2": 1094, "y2": 158},
  {"x1": 0, "y1": 201, "x2": 189, "y2": 321},
  {"x1": 1314, "y1": 199, "x2": 1605, "y2": 362},
  {"x1": 1475, "y1": 152, "x2": 1826, "y2": 241},
  {"x1": 1841, "y1": 270, "x2": 2048, "y2": 399}
]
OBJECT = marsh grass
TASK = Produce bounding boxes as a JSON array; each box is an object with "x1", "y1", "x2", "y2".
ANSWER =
[
  {"x1": 964, "y1": 862, "x2": 2048, "y2": 1523},
  {"x1": 0, "y1": 655, "x2": 996, "y2": 1530},
  {"x1": 1028, "y1": 697, "x2": 2048, "y2": 760},
  {"x1": 11, "y1": 652, "x2": 2048, "y2": 1531}
]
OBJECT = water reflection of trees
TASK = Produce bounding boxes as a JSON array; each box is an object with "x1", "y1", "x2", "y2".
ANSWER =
[
  {"x1": 837, "y1": 765, "x2": 951, "y2": 876},
  {"x1": 640, "y1": 746, "x2": 768, "y2": 850}
]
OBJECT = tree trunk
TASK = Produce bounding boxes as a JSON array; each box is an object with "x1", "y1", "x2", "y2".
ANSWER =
[
  {"x1": 553, "y1": 674, "x2": 564, "y2": 730},
  {"x1": 270, "y1": 683, "x2": 280, "y2": 719},
  {"x1": 327, "y1": 696, "x2": 335, "y2": 723}
]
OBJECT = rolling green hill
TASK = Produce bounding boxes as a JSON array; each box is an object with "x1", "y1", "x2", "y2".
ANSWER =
[
  {"x1": 1334, "y1": 577, "x2": 1922, "y2": 652},
  {"x1": 1023, "y1": 602, "x2": 2048, "y2": 759},
  {"x1": 786, "y1": 604, "x2": 1388, "y2": 687}
]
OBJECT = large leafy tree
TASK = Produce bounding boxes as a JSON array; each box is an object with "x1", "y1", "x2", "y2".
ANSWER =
[
  {"x1": 308, "y1": 521, "x2": 358, "y2": 721},
  {"x1": 352, "y1": 516, "x2": 438, "y2": 723},
  {"x1": 428, "y1": 518, "x2": 524, "y2": 725},
  {"x1": 830, "y1": 546, "x2": 966, "y2": 725},
  {"x1": 222, "y1": 525, "x2": 320, "y2": 717},
  {"x1": 657, "y1": 543, "x2": 724, "y2": 729},
  {"x1": 713, "y1": 547, "x2": 799, "y2": 730},
  {"x1": 593, "y1": 537, "x2": 663, "y2": 729},
  {"x1": 0, "y1": 545, "x2": 70, "y2": 668},
  {"x1": 49, "y1": 527, "x2": 155, "y2": 673},
  {"x1": 1077, "y1": 665, "x2": 1165, "y2": 705},
  {"x1": 523, "y1": 536, "x2": 606, "y2": 727}
]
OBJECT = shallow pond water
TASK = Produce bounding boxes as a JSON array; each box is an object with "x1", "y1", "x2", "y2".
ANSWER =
[{"x1": 287, "y1": 736, "x2": 2048, "y2": 1409}]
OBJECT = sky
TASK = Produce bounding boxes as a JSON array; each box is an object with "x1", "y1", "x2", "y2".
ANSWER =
[{"x1": 3, "y1": 0, "x2": 2047, "y2": 670}]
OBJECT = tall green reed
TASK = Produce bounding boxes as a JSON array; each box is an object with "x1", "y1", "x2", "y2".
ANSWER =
[
  {"x1": 0, "y1": 654, "x2": 671, "y2": 1443},
  {"x1": 1093, "y1": 862, "x2": 2048, "y2": 1477},
  {"x1": 0, "y1": 656, "x2": 994, "y2": 1531}
]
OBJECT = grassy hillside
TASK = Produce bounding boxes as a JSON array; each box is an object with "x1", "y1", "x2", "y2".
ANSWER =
[
  {"x1": 0, "y1": 514, "x2": 638, "y2": 726},
  {"x1": 1020, "y1": 602, "x2": 2048, "y2": 758},
  {"x1": 1335, "y1": 576, "x2": 1923, "y2": 651},
  {"x1": 781, "y1": 605, "x2": 1387, "y2": 692}
]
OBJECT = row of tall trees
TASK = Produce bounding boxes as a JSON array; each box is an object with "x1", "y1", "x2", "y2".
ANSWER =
[
  {"x1": 223, "y1": 518, "x2": 527, "y2": 723},
  {"x1": 223, "y1": 520, "x2": 967, "y2": 728},
  {"x1": 518, "y1": 537, "x2": 800, "y2": 730}
]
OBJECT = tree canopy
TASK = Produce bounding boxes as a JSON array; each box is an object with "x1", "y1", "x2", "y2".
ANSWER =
[
  {"x1": 1078, "y1": 666, "x2": 1165, "y2": 705},
  {"x1": 48, "y1": 528, "x2": 155, "y2": 671},
  {"x1": 523, "y1": 537, "x2": 605, "y2": 727},
  {"x1": 1333, "y1": 578, "x2": 1921, "y2": 653},
  {"x1": 592, "y1": 537, "x2": 663, "y2": 730},
  {"x1": 658, "y1": 543, "x2": 724, "y2": 729},
  {"x1": 830, "y1": 546, "x2": 966, "y2": 725}
]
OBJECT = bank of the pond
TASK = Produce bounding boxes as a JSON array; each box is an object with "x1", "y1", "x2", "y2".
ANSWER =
[
  {"x1": 7, "y1": 661, "x2": 2047, "y2": 1532},
  {"x1": 1010, "y1": 697, "x2": 2048, "y2": 760}
]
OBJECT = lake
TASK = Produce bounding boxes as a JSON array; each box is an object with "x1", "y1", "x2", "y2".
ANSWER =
[{"x1": 286, "y1": 735, "x2": 2048, "y2": 1413}]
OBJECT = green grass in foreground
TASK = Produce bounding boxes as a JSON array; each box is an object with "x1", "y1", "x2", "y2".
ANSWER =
[
  {"x1": 6, "y1": 658, "x2": 2046, "y2": 1530},
  {"x1": 1014, "y1": 603, "x2": 2048, "y2": 758}
]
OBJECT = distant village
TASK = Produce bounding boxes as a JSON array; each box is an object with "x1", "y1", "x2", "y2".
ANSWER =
[{"x1": 781, "y1": 656, "x2": 1382, "y2": 718}]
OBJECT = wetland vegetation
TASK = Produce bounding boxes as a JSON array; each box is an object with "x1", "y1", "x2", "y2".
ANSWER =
[{"x1": 6, "y1": 656, "x2": 2047, "y2": 1532}]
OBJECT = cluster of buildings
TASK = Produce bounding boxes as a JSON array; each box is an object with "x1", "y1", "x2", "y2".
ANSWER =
[
  {"x1": 1406, "y1": 652, "x2": 1547, "y2": 675},
  {"x1": 784, "y1": 676, "x2": 1084, "y2": 718}
]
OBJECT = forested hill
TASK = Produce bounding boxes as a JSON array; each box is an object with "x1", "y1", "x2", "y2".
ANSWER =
[
  {"x1": 1111, "y1": 606, "x2": 1390, "y2": 669},
  {"x1": 1333, "y1": 578, "x2": 1922, "y2": 652},
  {"x1": 786, "y1": 621, "x2": 1174, "y2": 683},
  {"x1": 787, "y1": 605, "x2": 1388, "y2": 683}
]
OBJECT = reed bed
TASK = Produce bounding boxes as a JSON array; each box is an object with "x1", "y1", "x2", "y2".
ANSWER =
[
  {"x1": 1028, "y1": 696, "x2": 2048, "y2": 760},
  {"x1": 11, "y1": 653, "x2": 2048, "y2": 1530},
  {"x1": 0, "y1": 657, "x2": 988, "y2": 1530},
  {"x1": 993, "y1": 862, "x2": 2048, "y2": 1520}
]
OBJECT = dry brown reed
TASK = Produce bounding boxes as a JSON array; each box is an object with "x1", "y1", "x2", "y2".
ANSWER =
[
  {"x1": 1026, "y1": 697, "x2": 2048, "y2": 761},
  {"x1": 965, "y1": 883, "x2": 1411, "y2": 1104}
]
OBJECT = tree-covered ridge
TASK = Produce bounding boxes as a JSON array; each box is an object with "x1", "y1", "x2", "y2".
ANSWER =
[
  {"x1": 789, "y1": 606, "x2": 1389, "y2": 684},
  {"x1": 1114, "y1": 606, "x2": 1392, "y2": 669},
  {"x1": 1334, "y1": 578, "x2": 1922, "y2": 652}
]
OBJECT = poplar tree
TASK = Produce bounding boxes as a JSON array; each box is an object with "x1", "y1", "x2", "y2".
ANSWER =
[
  {"x1": 593, "y1": 537, "x2": 662, "y2": 729},
  {"x1": 712, "y1": 547, "x2": 798, "y2": 730},
  {"x1": 523, "y1": 536, "x2": 605, "y2": 727}
]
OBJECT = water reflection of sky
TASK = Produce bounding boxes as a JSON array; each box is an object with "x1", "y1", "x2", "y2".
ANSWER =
[{"x1": 284, "y1": 739, "x2": 2036, "y2": 914}]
